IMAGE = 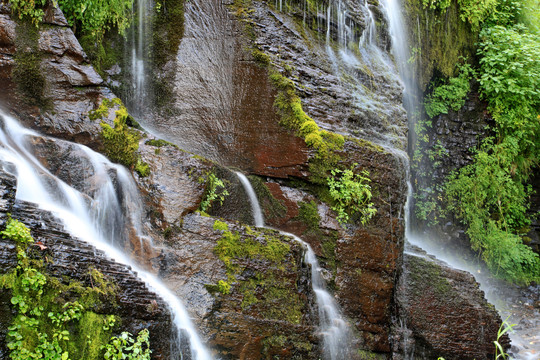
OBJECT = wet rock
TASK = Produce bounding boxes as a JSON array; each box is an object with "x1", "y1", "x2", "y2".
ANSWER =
[
  {"x1": 153, "y1": 213, "x2": 320, "y2": 359},
  {"x1": 0, "y1": 14, "x2": 15, "y2": 55},
  {"x1": 136, "y1": 140, "x2": 212, "y2": 226},
  {"x1": 42, "y1": 1, "x2": 69, "y2": 27},
  {"x1": 0, "y1": 4, "x2": 111, "y2": 148},
  {"x1": 394, "y1": 249, "x2": 510, "y2": 360}
]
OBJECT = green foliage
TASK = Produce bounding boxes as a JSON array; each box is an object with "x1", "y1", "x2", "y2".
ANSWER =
[
  {"x1": 445, "y1": 140, "x2": 540, "y2": 284},
  {"x1": 328, "y1": 165, "x2": 376, "y2": 226},
  {"x1": 97, "y1": 100, "x2": 150, "y2": 177},
  {"x1": 494, "y1": 317, "x2": 515, "y2": 359},
  {"x1": 57, "y1": 0, "x2": 134, "y2": 39},
  {"x1": 8, "y1": 0, "x2": 47, "y2": 25},
  {"x1": 478, "y1": 25, "x2": 540, "y2": 137},
  {"x1": 199, "y1": 172, "x2": 230, "y2": 213},
  {"x1": 421, "y1": 0, "x2": 451, "y2": 11},
  {"x1": 2, "y1": 218, "x2": 34, "y2": 247},
  {"x1": 458, "y1": 0, "x2": 498, "y2": 29},
  {"x1": 1, "y1": 219, "x2": 151, "y2": 360},
  {"x1": 424, "y1": 62, "x2": 473, "y2": 118},
  {"x1": 102, "y1": 329, "x2": 151, "y2": 360},
  {"x1": 213, "y1": 220, "x2": 229, "y2": 231}
]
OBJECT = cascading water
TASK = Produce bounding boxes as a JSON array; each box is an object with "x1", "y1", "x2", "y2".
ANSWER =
[
  {"x1": 380, "y1": 1, "x2": 539, "y2": 359},
  {"x1": 235, "y1": 172, "x2": 351, "y2": 360},
  {"x1": 129, "y1": 0, "x2": 151, "y2": 118},
  {"x1": 0, "y1": 109, "x2": 212, "y2": 360}
]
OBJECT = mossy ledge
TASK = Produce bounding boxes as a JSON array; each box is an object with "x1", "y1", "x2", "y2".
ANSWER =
[{"x1": 209, "y1": 220, "x2": 305, "y2": 324}]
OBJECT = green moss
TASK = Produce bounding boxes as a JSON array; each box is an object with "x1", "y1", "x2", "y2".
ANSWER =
[
  {"x1": 69, "y1": 312, "x2": 117, "y2": 359},
  {"x1": 79, "y1": 33, "x2": 123, "y2": 78},
  {"x1": 297, "y1": 201, "x2": 320, "y2": 231},
  {"x1": 404, "y1": 0, "x2": 479, "y2": 89},
  {"x1": 145, "y1": 139, "x2": 176, "y2": 148},
  {"x1": 210, "y1": 226, "x2": 305, "y2": 324},
  {"x1": 247, "y1": 175, "x2": 287, "y2": 221},
  {"x1": 213, "y1": 220, "x2": 229, "y2": 231},
  {"x1": 94, "y1": 99, "x2": 150, "y2": 177},
  {"x1": 357, "y1": 349, "x2": 387, "y2": 359},
  {"x1": 13, "y1": 19, "x2": 47, "y2": 107},
  {"x1": 251, "y1": 48, "x2": 271, "y2": 66}
]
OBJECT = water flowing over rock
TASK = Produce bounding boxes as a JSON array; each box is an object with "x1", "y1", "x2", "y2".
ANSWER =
[{"x1": 0, "y1": 165, "x2": 181, "y2": 359}]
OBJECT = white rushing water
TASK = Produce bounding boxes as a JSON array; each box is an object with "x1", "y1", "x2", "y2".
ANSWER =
[
  {"x1": 130, "y1": 0, "x2": 151, "y2": 118},
  {"x1": 0, "y1": 110, "x2": 212, "y2": 360},
  {"x1": 235, "y1": 171, "x2": 351, "y2": 360}
]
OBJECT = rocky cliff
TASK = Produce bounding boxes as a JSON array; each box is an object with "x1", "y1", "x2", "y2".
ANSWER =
[{"x1": 0, "y1": 0, "x2": 513, "y2": 359}]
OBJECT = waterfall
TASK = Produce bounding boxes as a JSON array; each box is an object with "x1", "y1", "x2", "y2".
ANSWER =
[
  {"x1": 235, "y1": 172, "x2": 351, "y2": 360},
  {"x1": 129, "y1": 0, "x2": 151, "y2": 118},
  {"x1": 0, "y1": 110, "x2": 212, "y2": 360}
]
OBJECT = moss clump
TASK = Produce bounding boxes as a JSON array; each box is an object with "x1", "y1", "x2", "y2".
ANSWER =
[
  {"x1": 79, "y1": 33, "x2": 123, "y2": 78},
  {"x1": 13, "y1": 19, "x2": 47, "y2": 107},
  {"x1": 93, "y1": 98, "x2": 150, "y2": 177},
  {"x1": 213, "y1": 220, "x2": 229, "y2": 231},
  {"x1": 270, "y1": 69, "x2": 345, "y2": 183},
  {"x1": 145, "y1": 139, "x2": 176, "y2": 148},
  {"x1": 251, "y1": 48, "x2": 271, "y2": 66},
  {"x1": 297, "y1": 201, "x2": 320, "y2": 231},
  {"x1": 210, "y1": 226, "x2": 305, "y2": 323},
  {"x1": 247, "y1": 175, "x2": 287, "y2": 221}
]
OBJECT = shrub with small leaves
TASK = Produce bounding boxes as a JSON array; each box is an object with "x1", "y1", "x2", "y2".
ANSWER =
[{"x1": 327, "y1": 165, "x2": 376, "y2": 226}]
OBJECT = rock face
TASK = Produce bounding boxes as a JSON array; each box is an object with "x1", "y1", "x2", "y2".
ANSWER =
[
  {"x1": 394, "y1": 247, "x2": 510, "y2": 360},
  {"x1": 153, "y1": 213, "x2": 319, "y2": 359},
  {"x1": 143, "y1": 0, "x2": 310, "y2": 178},
  {"x1": 0, "y1": 1, "x2": 113, "y2": 149},
  {"x1": 0, "y1": 166, "x2": 179, "y2": 359}
]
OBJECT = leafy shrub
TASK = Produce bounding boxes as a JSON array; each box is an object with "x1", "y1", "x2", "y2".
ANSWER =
[
  {"x1": 57, "y1": 0, "x2": 134, "y2": 39},
  {"x1": 424, "y1": 62, "x2": 473, "y2": 118},
  {"x1": 8, "y1": 0, "x2": 47, "y2": 25},
  {"x1": 327, "y1": 165, "x2": 376, "y2": 225},
  {"x1": 102, "y1": 329, "x2": 151, "y2": 360},
  {"x1": 199, "y1": 172, "x2": 229, "y2": 213}
]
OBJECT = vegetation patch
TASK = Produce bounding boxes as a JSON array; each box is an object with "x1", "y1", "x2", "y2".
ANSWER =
[
  {"x1": 328, "y1": 164, "x2": 376, "y2": 226},
  {"x1": 198, "y1": 172, "x2": 230, "y2": 213},
  {"x1": 12, "y1": 18, "x2": 47, "y2": 107},
  {"x1": 210, "y1": 222, "x2": 304, "y2": 324},
  {"x1": 91, "y1": 98, "x2": 150, "y2": 177},
  {"x1": 0, "y1": 218, "x2": 150, "y2": 360}
]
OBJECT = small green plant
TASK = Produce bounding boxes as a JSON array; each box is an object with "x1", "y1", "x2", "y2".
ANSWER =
[
  {"x1": 424, "y1": 62, "x2": 473, "y2": 118},
  {"x1": 327, "y1": 165, "x2": 376, "y2": 225},
  {"x1": 199, "y1": 172, "x2": 229, "y2": 213},
  {"x1": 102, "y1": 329, "x2": 151, "y2": 360},
  {"x1": 494, "y1": 317, "x2": 515, "y2": 359},
  {"x1": 9, "y1": 0, "x2": 47, "y2": 25}
]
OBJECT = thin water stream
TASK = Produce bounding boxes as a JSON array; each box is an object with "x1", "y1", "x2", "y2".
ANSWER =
[
  {"x1": 0, "y1": 110, "x2": 211, "y2": 360},
  {"x1": 235, "y1": 172, "x2": 351, "y2": 360}
]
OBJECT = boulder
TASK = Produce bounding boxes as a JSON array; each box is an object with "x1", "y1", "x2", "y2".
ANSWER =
[{"x1": 393, "y1": 247, "x2": 510, "y2": 360}]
